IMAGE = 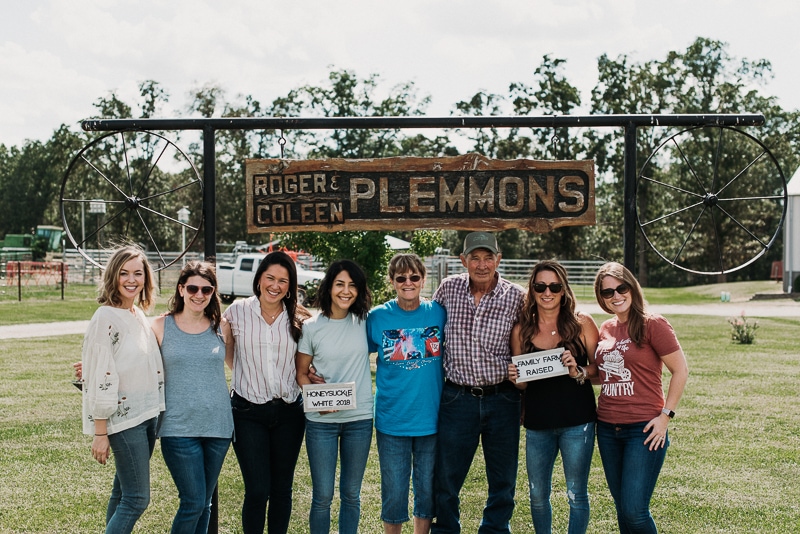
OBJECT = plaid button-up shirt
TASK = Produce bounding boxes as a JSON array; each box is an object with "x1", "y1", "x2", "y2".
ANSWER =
[{"x1": 433, "y1": 272, "x2": 524, "y2": 387}]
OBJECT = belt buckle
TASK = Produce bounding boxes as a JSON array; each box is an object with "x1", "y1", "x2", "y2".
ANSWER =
[{"x1": 469, "y1": 386, "x2": 485, "y2": 397}]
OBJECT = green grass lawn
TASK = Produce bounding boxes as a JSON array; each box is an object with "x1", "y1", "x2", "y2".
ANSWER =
[
  {"x1": 1, "y1": 314, "x2": 798, "y2": 532},
  {"x1": 0, "y1": 280, "x2": 793, "y2": 326}
]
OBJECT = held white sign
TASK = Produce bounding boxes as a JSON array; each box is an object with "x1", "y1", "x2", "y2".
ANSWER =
[
  {"x1": 303, "y1": 382, "x2": 357, "y2": 412},
  {"x1": 512, "y1": 347, "x2": 568, "y2": 383}
]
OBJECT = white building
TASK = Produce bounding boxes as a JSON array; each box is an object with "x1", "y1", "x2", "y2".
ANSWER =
[{"x1": 784, "y1": 166, "x2": 800, "y2": 293}]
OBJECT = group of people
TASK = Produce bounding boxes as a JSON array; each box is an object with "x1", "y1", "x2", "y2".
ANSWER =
[{"x1": 79, "y1": 231, "x2": 687, "y2": 534}]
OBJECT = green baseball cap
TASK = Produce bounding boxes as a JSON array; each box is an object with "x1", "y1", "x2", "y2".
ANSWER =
[{"x1": 462, "y1": 232, "x2": 499, "y2": 255}]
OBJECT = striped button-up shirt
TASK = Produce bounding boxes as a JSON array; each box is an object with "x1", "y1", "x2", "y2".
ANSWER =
[
  {"x1": 222, "y1": 296, "x2": 301, "y2": 404},
  {"x1": 433, "y1": 272, "x2": 524, "y2": 387}
]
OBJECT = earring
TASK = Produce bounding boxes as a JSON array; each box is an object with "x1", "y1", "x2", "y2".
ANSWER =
[{"x1": 285, "y1": 291, "x2": 292, "y2": 300}]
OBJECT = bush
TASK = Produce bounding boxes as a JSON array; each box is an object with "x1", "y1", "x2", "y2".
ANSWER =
[{"x1": 727, "y1": 311, "x2": 759, "y2": 344}]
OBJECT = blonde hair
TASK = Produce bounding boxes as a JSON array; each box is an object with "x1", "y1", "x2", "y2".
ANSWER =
[{"x1": 98, "y1": 246, "x2": 156, "y2": 312}]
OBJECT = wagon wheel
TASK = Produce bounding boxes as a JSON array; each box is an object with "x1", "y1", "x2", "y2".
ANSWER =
[
  {"x1": 60, "y1": 130, "x2": 203, "y2": 271},
  {"x1": 636, "y1": 126, "x2": 787, "y2": 275}
]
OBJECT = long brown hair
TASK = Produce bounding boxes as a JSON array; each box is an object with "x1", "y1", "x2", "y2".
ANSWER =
[
  {"x1": 98, "y1": 245, "x2": 156, "y2": 312},
  {"x1": 518, "y1": 260, "x2": 584, "y2": 357},
  {"x1": 593, "y1": 262, "x2": 648, "y2": 345},
  {"x1": 168, "y1": 261, "x2": 222, "y2": 330},
  {"x1": 253, "y1": 251, "x2": 304, "y2": 342}
]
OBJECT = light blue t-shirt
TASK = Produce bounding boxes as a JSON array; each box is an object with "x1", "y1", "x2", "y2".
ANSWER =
[
  {"x1": 298, "y1": 313, "x2": 373, "y2": 423},
  {"x1": 366, "y1": 300, "x2": 446, "y2": 436}
]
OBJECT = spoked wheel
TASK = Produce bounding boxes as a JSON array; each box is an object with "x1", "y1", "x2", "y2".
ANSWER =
[
  {"x1": 636, "y1": 126, "x2": 787, "y2": 275},
  {"x1": 60, "y1": 130, "x2": 203, "y2": 271}
]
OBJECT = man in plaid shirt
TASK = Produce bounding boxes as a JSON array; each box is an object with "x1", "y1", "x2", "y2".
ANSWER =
[{"x1": 431, "y1": 232, "x2": 525, "y2": 534}]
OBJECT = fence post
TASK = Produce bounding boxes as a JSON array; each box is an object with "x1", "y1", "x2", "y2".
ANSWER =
[
  {"x1": 61, "y1": 261, "x2": 66, "y2": 300},
  {"x1": 16, "y1": 261, "x2": 22, "y2": 301}
]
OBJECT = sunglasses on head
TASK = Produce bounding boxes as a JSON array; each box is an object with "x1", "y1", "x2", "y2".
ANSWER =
[
  {"x1": 599, "y1": 282, "x2": 631, "y2": 299},
  {"x1": 394, "y1": 274, "x2": 422, "y2": 284},
  {"x1": 532, "y1": 282, "x2": 563, "y2": 294},
  {"x1": 184, "y1": 284, "x2": 215, "y2": 296}
]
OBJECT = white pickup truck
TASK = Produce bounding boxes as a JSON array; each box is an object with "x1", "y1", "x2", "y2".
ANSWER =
[{"x1": 217, "y1": 253, "x2": 325, "y2": 305}]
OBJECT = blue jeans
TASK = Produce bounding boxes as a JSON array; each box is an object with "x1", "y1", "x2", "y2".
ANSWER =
[
  {"x1": 432, "y1": 383, "x2": 521, "y2": 534},
  {"x1": 525, "y1": 423, "x2": 595, "y2": 534},
  {"x1": 160, "y1": 436, "x2": 231, "y2": 534},
  {"x1": 105, "y1": 417, "x2": 158, "y2": 534},
  {"x1": 596, "y1": 421, "x2": 668, "y2": 534},
  {"x1": 376, "y1": 430, "x2": 437, "y2": 524},
  {"x1": 231, "y1": 393, "x2": 306, "y2": 534},
  {"x1": 305, "y1": 418, "x2": 373, "y2": 534}
]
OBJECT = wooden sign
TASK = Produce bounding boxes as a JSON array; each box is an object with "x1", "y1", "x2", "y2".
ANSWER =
[{"x1": 246, "y1": 154, "x2": 595, "y2": 233}]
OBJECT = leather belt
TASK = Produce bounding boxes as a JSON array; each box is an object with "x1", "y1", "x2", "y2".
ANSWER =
[{"x1": 445, "y1": 379, "x2": 515, "y2": 397}]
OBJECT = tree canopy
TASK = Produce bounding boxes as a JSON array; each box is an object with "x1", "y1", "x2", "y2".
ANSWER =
[{"x1": 1, "y1": 38, "x2": 797, "y2": 288}]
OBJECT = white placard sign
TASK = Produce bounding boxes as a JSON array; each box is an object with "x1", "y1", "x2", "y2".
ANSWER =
[
  {"x1": 512, "y1": 347, "x2": 568, "y2": 382},
  {"x1": 303, "y1": 382, "x2": 357, "y2": 412}
]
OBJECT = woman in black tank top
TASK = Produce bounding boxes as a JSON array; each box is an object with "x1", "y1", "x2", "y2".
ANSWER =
[{"x1": 507, "y1": 260, "x2": 600, "y2": 534}]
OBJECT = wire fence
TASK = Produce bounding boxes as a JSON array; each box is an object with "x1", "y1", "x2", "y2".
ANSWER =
[{"x1": 1, "y1": 251, "x2": 605, "y2": 302}]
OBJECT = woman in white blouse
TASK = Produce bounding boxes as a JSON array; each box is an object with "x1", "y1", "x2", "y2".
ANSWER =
[
  {"x1": 222, "y1": 251, "x2": 310, "y2": 534},
  {"x1": 81, "y1": 245, "x2": 165, "y2": 534}
]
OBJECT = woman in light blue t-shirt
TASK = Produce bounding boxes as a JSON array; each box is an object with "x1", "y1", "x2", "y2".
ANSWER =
[{"x1": 296, "y1": 260, "x2": 373, "y2": 534}]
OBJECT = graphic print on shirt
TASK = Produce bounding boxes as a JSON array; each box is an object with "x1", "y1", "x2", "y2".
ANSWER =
[
  {"x1": 380, "y1": 326, "x2": 441, "y2": 369},
  {"x1": 598, "y1": 337, "x2": 635, "y2": 397}
]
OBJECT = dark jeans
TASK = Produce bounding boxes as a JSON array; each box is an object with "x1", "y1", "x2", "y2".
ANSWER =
[
  {"x1": 596, "y1": 421, "x2": 668, "y2": 534},
  {"x1": 106, "y1": 417, "x2": 158, "y2": 534},
  {"x1": 231, "y1": 392, "x2": 306, "y2": 534},
  {"x1": 432, "y1": 382, "x2": 521, "y2": 534}
]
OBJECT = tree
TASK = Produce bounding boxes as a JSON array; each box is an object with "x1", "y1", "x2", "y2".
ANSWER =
[{"x1": 271, "y1": 69, "x2": 453, "y2": 299}]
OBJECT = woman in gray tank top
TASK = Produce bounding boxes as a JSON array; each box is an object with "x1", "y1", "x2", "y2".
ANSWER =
[{"x1": 151, "y1": 261, "x2": 234, "y2": 534}]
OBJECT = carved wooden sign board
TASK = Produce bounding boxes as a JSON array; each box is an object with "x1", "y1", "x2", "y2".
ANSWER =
[{"x1": 245, "y1": 154, "x2": 595, "y2": 233}]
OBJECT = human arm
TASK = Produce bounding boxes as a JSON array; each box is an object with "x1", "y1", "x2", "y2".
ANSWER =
[
  {"x1": 220, "y1": 317, "x2": 234, "y2": 370},
  {"x1": 91, "y1": 418, "x2": 110, "y2": 465},
  {"x1": 295, "y1": 351, "x2": 316, "y2": 387},
  {"x1": 643, "y1": 348, "x2": 688, "y2": 450},
  {"x1": 508, "y1": 323, "x2": 527, "y2": 390},
  {"x1": 150, "y1": 316, "x2": 165, "y2": 347}
]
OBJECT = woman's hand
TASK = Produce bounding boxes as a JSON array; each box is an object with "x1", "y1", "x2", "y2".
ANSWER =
[
  {"x1": 643, "y1": 414, "x2": 669, "y2": 451},
  {"x1": 561, "y1": 349, "x2": 578, "y2": 377},
  {"x1": 91, "y1": 435, "x2": 111, "y2": 464},
  {"x1": 508, "y1": 362, "x2": 519, "y2": 383}
]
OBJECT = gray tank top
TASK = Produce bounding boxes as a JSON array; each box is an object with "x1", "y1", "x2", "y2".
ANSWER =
[{"x1": 158, "y1": 315, "x2": 233, "y2": 438}]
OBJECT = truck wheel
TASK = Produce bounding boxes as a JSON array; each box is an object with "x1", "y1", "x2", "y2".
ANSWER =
[
  {"x1": 220, "y1": 294, "x2": 235, "y2": 304},
  {"x1": 297, "y1": 288, "x2": 307, "y2": 306}
]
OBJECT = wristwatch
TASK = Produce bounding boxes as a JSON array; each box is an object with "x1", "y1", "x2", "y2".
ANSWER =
[{"x1": 661, "y1": 408, "x2": 675, "y2": 419}]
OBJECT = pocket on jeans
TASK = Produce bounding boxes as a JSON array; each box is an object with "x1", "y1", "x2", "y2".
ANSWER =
[
  {"x1": 439, "y1": 385, "x2": 462, "y2": 406},
  {"x1": 230, "y1": 393, "x2": 251, "y2": 412}
]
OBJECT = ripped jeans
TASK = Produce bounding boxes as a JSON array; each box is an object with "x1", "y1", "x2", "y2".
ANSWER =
[{"x1": 525, "y1": 422, "x2": 596, "y2": 534}]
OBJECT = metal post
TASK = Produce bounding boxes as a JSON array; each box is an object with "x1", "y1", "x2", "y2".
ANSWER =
[
  {"x1": 623, "y1": 123, "x2": 638, "y2": 273},
  {"x1": 61, "y1": 261, "x2": 65, "y2": 300},
  {"x1": 17, "y1": 261, "x2": 21, "y2": 302},
  {"x1": 203, "y1": 125, "x2": 216, "y2": 262}
]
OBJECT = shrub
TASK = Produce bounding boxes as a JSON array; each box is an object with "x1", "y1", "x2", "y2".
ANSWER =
[{"x1": 727, "y1": 311, "x2": 759, "y2": 344}]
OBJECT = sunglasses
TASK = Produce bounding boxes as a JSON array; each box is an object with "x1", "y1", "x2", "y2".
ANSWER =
[
  {"x1": 532, "y1": 282, "x2": 563, "y2": 294},
  {"x1": 184, "y1": 284, "x2": 215, "y2": 296},
  {"x1": 394, "y1": 274, "x2": 422, "y2": 284},
  {"x1": 599, "y1": 283, "x2": 631, "y2": 299}
]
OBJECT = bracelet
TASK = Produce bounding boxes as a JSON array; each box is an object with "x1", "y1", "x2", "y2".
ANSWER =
[
  {"x1": 574, "y1": 366, "x2": 587, "y2": 386},
  {"x1": 94, "y1": 433, "x2": 107, "y2": 436}
]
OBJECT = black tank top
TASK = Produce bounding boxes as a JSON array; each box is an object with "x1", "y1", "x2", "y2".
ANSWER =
[{"x1": 522, "y1": 342, "x2": 597, "y2": 430}]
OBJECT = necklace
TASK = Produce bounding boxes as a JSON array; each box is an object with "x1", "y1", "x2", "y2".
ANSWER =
[{"x1": 262, "y1": 306, "x2": 282, "y2": 321}]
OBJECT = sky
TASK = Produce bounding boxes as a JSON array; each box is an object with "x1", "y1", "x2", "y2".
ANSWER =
[{"x1": 2, "y1": 0, "x2": 799, "y2": 148}]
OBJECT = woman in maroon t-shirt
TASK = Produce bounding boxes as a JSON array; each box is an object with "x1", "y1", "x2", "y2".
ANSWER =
[{"x1": 593, "y1": 262, "x2": 688, "y2": 533}]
